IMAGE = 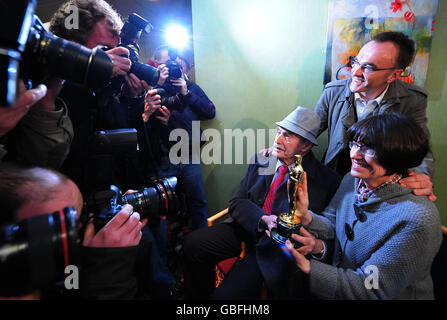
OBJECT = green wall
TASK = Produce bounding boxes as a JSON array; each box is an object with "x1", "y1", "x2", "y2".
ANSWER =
[{"x1": 191, "y1": 0, "x2": 447, "y2": 225}]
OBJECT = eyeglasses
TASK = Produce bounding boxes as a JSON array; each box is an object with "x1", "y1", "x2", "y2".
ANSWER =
[
  {"x1": 348, "y1": 56, "x2": 398, "y2": 74},
  {"x1": 349, "y1": 141, "x2": 376, "y2": 158}
]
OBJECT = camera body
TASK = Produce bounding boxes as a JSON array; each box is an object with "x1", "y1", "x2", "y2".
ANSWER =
[
  {"x1": 89, "y1": 185, "x2": 125, "y2": 231},
  {"x1": 111, "y1": 13, "x2": 160, "y2": 92},
  {"x1": 165, "y1": 59, "x2": 183, "y2": 80},
  {"x1": 161, "y1": 58, "x2": 184, "y2": 96},
  {"x1": 154, "y1": 88, "x2": 185, "y2": 113},
  {"x1": 0, "y1": 0, "x2": 114, "y2": 107},
  {"x1": 161, "y1": 47, "x2": 184, "y2": 95}
]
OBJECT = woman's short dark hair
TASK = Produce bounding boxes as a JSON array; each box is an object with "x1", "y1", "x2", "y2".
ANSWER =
[{"x1": 347, "y1": 113, "x2": 429, "y2": 177}]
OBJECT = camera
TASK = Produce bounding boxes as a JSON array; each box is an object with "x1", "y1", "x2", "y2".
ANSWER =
[
  {"x1": 86, "y1": 177, "x2": 180, "y2": 231},
  {"x1": 0, "y1": 207, "x2": 79, "y2": 297},
  {"x1": 0, "y1": 0, "x2": 114, "y2": 107},
  {"x1": 161, "y1": 59, "x2": 184, "y2": 96},
  {"x1": 165, "y1": 59, "x2": 183, "y2": 80},
  {"x1": 154, "y1": 88, "x2": 185, "y2": 113},
  {"x1": 112, "y1": 13, "x2": 160, "y2": 91},
  {"x1": 161, "y1": 48, "x2": 184, "y2": 95}
]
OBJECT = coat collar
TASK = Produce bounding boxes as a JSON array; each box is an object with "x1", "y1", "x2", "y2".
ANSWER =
[
  {"x1": 339, "y1": 79, "x2": 412, "y2": 127},
  {"x1": 339, "y1": 78, "x2": 415, "y2": 104}
]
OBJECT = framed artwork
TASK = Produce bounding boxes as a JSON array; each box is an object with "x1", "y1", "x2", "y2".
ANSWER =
[{"x1": 324, "y1": 0, "x2": 438, "y2": 87}]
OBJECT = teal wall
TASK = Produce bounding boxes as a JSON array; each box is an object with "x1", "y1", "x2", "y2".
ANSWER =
[{"x1": 191, "y1": 0, "x2": 447, "y2": 225}]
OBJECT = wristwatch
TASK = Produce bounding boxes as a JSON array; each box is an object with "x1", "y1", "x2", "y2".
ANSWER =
[{"x1": 311, "y1": 240, "x2": 326, "y2": 261}]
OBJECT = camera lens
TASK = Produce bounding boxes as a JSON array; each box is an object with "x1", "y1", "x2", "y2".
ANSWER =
[
  {"x1": 121, "y1": 177, "x2": 180, "y2": 223},
  {"x1": 23, "y1": 16, "x2": 113, "y2": 90},
  {"x1": 130, "y1": 61, "x2": 160, "y2": 87},
  {"x1": 0, "y1": 207, "x2": 79, "y2": 297}
]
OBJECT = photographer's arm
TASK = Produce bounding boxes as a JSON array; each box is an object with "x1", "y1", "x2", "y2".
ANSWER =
[
  {"x1": 80, "y1": 205, "x2": 146, "y2": 299},
  {"x1": 1, "y1": 80, "x2": 74, "y2": 168},
  {"x1": 0, "y1": 82, "x2": 47, "y2": 138},
  {"x1": 171, "y1": 77, "x2": 216, "y2": 119}
]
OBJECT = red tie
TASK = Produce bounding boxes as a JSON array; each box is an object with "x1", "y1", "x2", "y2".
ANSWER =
[{"x1": 262, "y1": 164, "x2": 288, "y2": 215}]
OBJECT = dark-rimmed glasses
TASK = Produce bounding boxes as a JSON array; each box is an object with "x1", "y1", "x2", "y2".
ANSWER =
[
  {"x1": 348, "y1": 56, "x2": 399, "y2": 74},
  {"x1": 349, "y1": 141, "x2": 376, "y2": 158}
]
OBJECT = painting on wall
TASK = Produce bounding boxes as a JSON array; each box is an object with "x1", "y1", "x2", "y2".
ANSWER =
[{"x1": 324, "y1": 0, "x2": 438, "y2": 87}]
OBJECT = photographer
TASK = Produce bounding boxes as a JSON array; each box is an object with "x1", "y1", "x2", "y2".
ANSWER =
[
  {"x1": 48, "y1": 0, "x2": 150, "y2": 194},
  {"x1": 145, "y1": 49, "x2": 216, "y2": 230},
  {"x1": 0, "y1": 163, "x2": 144, "y2": 299},
  {"x1": 49, "y1": 0, "x2": 177, "y2": 298}
]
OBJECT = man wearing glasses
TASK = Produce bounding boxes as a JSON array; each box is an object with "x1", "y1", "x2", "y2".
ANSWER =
[{"x1": 315, "y1": 31, "x2": 435, "y2": 201}]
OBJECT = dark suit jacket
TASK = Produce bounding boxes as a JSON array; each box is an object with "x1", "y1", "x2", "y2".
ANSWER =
[{"x1": 228, "y1": 150, "x2": 341, "y2": 297}]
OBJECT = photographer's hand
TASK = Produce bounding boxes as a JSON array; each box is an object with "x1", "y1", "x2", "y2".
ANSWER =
[
  {"x1": 105, "y1": 47, "x2": 132, "y2": 77},
  {"x1": 142, "y1": 89, "x2": 162, "y2": 122},
  {"x1": 83, "y1": 204, "x2": 147, "y2": 247},
  {"x1": 0, "y1": 81, "x2": 47, "y2": 137},
  {"x1": 123, "y1": 73, "x2": 149, "y2": 98},
  {"x1": 156, "y1": 106, "x2": 171, "y2": 125},
  {"x1": 33, "y1": 78, "x2": 65, "y2": 111},
  {"x1": 170, "y1": 73, "x2": 188, "y2": 96},
  {"x1": 157, "y1": 64, "x2": 169, "y2": 86}
]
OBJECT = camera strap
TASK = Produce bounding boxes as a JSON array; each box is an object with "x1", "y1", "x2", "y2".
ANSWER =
[{"x1": 58, "y1": 209, "x2": 70, "y2": 268}]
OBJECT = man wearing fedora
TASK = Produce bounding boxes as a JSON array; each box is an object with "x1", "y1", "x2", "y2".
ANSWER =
[{"x1": 182, "y1": 107, "x2": 341, "y2": 299}]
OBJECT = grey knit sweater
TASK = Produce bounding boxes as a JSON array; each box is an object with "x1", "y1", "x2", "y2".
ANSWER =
[{"x1": 307, "y1": 174, "x2": 442, "y2": 300}]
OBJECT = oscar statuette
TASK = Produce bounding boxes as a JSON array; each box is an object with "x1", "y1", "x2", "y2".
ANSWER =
[{"x1": 271, "y1": 154, "x2": 304, "y2": 248}]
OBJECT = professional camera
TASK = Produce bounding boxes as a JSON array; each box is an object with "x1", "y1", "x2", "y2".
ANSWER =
[
  {"x1": 160, "y1": 47, "x2": 184, "y2": 95},
  {"x1": 165, "y1": 59, "x2": 183, "y2": 80},
  {"x1": 160, "y1": 58, "x2": 183, "y2": 96},
  {"x1": 113, "y1": 13, "x2": 160, "y2": 90},
  {"x1": 0, "y1": 0, "x2": 114, "y2": 107},
  {"x1": 154, "y1": 88, "x2": 185, "y2": 113},
  {"x1": 86, "y1": 176, "x2": 180, "y2": 231},
  {"x1": 0, "y1": 207, "x2": 79, "y2": 297}
]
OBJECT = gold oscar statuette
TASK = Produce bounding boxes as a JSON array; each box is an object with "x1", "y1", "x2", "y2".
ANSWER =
[{"x1": 271, "y1": 154, "x2": 304, "y2": 247}]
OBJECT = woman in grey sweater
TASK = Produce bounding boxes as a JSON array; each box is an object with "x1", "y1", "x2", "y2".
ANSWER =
[{"x1": 286, "y1": 113, "x2": 442, "y2": 299}]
